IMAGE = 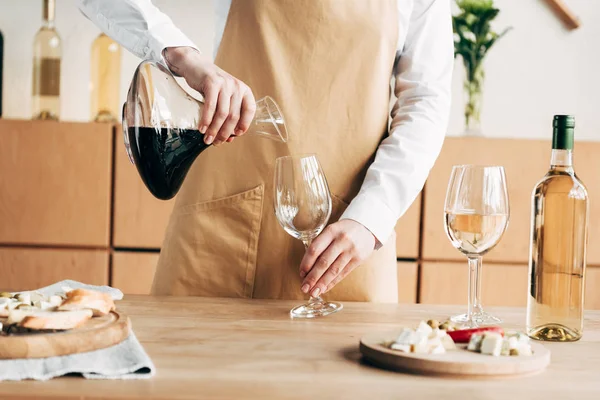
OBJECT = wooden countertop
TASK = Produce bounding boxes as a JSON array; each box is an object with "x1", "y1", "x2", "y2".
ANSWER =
[{"x1": 1, "y1": 296, "x2": 599, "y2": 399}]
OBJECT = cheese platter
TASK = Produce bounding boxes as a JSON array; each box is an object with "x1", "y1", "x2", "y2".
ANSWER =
[
  {"x1": 359, "y1": 319, "x2": 551, "y2": 378},
  {"x1": 0, "y1": 286, "x2": 130, "y2": 359}
]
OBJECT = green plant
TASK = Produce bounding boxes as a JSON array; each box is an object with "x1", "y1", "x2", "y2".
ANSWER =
[{"x1": 453, "y1": 0, "x2": 511, "y2": 130}]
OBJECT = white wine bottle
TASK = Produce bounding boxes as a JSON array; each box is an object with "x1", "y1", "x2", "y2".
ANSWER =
[
  {"x1": 526, "y1": 115, "x2": 588, "y2": 342},
  {"x1": 90, "y1": 33, "x2": 121, "y2": 122},
  {"x1": 32, "y1": 0, "x2": 61, "y2": 120}
]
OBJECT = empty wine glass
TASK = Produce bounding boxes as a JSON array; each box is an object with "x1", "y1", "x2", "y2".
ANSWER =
[
  {"x1": 273, "y1": 154, "x2": 343, "y2": 318},
  {"x1": 444, "y1": 165, "x2": 510, "y2": 327}
]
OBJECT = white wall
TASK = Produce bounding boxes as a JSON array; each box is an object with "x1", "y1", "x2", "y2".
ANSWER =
[{"x1": 1, "y1": 0, "x2": 598, "y2": 140}]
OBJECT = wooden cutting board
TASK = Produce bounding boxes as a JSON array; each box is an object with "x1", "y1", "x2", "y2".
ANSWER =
[
  {"x1": 0, "y1": 310, "x2": 130, "y2": 359},
  {"x1": 359, "y1": 331, "x2": 551, "y2": 378}
]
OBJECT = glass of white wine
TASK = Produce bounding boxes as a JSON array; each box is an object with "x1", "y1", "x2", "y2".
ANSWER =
[
  {"x1": 273, "y1": 154, "x2": 343, "y2": 318},
  {"x1": 444, "y1": 165, "x2": 509, "y2": 327}
]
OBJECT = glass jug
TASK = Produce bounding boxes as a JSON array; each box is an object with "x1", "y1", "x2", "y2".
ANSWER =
[{"x1": 122, "y1": 61, "x2": 288, "y2": 200}]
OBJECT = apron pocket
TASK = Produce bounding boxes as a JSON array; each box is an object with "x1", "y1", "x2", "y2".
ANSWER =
[{"x1": 162, "y1": 184, "x2": 264, "y2": 298}]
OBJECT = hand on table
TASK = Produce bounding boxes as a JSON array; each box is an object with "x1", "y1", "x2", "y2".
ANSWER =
[
  {"x1": 164, "y1": 46, "x2": 256, "y2": 145},
  {"x1": 299, "y1": 219, "x2": 377, "y2": 297}
]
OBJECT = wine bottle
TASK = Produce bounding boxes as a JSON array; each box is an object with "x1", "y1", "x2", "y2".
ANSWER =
[
  {"x1": 0, "y1": 28, "x2": 4, "y2": 117},
  {"x1": 32, "y1": 0, "x2": 61, "y2": 120},
  {"x1": 90, "y1": 33, "x2": 121, "y2": 122},
  {"x1": 526, "y1": 115, "x2": 588, "y2": 342}
]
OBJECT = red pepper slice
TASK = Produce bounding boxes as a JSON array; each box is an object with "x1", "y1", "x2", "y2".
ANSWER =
[{"x1": 446, "y1": 326, "x2": 504, "y2": 343}]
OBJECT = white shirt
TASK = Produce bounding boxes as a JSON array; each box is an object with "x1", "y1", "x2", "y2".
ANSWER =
[{"x1": 78, "y1": 0, "x2": 453, "y2": 246}]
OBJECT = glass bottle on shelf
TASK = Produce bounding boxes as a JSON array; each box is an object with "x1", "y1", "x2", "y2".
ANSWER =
[
  {"x1": 90, "y1": 33, "x2": 121, "y2": 122},
  {"x1": 32, "y1": 0, "x2": 61, "y2": 120},
  {"x1": 526, "y1": 115, "x2": 588, "y2": 342}
]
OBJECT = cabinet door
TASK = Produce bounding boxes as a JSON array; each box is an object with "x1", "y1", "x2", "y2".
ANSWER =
[
  {"x1": 0, "y1": 120, "x2": 112, "y2": 247},
  {"x1": 419, "y1": 261, "x2": 528, "y2": 307},
  {"x1": 397, "y1": 262, "x2": 418, "y2": 304},
  {"x1": 112, "y1": 132, "x2": 175, "y2": 248},
  {"x1": 422, "y1": 137, "x2": 548, "y2": 264},
  {"x1": 111, "y1": 251, "x2": 159, "y2": 294},
  {"x1": 395, "y1": 194, "x2": 421, "y2": 259},
  {"x1": 586, "y1": 267, "x2": 600, "y2": 310},
  {"x1": 0, "y1": 247, "x2": 108, "y2": 291}
]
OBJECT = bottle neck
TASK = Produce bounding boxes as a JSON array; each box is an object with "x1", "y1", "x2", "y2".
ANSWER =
[
  {"x1": 43, "y1": 0, "x2": 55, "y2": 27},
  {"x1": 550, "y1": 149, "x2": 573, "y2": 171}
]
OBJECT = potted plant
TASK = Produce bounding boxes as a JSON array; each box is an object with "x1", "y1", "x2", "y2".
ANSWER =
[{"x1": 453, "y1": 0, "x2": 511, "y2": 135}]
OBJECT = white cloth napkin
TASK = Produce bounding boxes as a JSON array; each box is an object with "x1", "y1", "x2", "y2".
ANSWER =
[{"x1": 0, "y1": 280, "x2": 155, "y2": 381}]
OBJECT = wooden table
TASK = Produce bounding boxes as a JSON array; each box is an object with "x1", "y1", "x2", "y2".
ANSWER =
[{"x1": 1, "y1": 296, "x2": 599, "y2": 399}]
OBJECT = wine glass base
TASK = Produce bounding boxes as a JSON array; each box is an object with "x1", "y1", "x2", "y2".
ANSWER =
[
  {"x1": 290, "y1": 300, "x2": 343, "y2": 319},
  {"x1": 451, "y1": 311, "x2": 502, "y2": 327}
]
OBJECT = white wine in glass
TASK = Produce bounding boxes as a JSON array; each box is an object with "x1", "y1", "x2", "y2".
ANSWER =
[
  {"x1": 444, "y1": 165, "x2": 509, "y2": 327},
  {"x1": 273, "y1": 154, "x2": 342, "y2": 318}
]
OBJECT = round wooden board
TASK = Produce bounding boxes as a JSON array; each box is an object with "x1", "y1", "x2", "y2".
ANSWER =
[
  {"x1": 359, "y1": 331, "x2": 551, "y2": 378},
  {"x1": 0, "y1": 311, "x2": 131, "y2": 359}
]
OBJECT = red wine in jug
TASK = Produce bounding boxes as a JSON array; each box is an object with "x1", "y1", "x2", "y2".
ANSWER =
[{"x1": 127, "y1": 127, "x2": 211, "y2": 200}]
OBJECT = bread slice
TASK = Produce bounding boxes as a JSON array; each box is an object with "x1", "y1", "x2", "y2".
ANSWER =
[
  {"x1": 19, "y1": 309, "x2": 93, "y2": 330},
  {"x1": 57, "y1": 289, "x2": 115, "y2": 317}
]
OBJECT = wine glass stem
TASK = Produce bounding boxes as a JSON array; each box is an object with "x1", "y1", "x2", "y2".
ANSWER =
[
  {"x1": 467, "y1": 256, "x2": 483, "y2": 325},
  {"x1": 302, "y1": 238, "x2": 323, "y2": 304}
]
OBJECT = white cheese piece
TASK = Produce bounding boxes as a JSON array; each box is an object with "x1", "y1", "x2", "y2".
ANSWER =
[
  {"x1": 430, "y1": 343, "x2": 446, "y2": 355},
  {"x1": 480, "y1": 333, "x2": 503, "y2": 356},
  {"x1": 467, "y1": 333, "x2": 483, "y2": 351},
  {"x1": 16, "y1": 293, "x2": 31, "y2": 305},
  {"x1": 428, "y1": 328, "x2": 447, "y2": 340},
  {"x1": 33, "y1": 300, "x2": 56, "y2": 311},
  {"x1": 390, "y1": 343, "x2": 411, "y2": 352},
  {"x1": 61, "y1": 286, "x2": 74, "y2": 294},
  {"x1": 49, "y1": 295, "x2": 63, "y2": 307},
  {"x1": 514, "y1": 343, "x2": 533, "y2": 356},
  {"x1": 416, "y1": 321, "x2": 433, "y2": 336},
  {"x1": 0, "y1": 298, "x2": 11, "y2": 308},
  {"x1": 0, "y1": 322, "x2": 3, "y2": 331},
  {"x1": 412, "y1": 331, "x2": 429, "y2": 347},
  {"x1": 394, "y1": 328, "x2": 415, "y2": 345},
  {"x1": 411, "y1": 342, "x2": 429, "y2": 354},
  {"x1": 29, "y1": 291, "x2": 45, "y2": 304},
  {"x1": 441, "y1": 335, "x2": 456, "y2": 351}
]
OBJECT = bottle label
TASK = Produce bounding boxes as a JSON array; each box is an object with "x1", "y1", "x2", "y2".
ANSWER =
[{"x1": 33, "y1": 58, "x2": 61, "y2": 96}]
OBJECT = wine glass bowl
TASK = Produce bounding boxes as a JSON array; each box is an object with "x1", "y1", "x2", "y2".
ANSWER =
[
  {"x1": 273, "y1": 154, "x2": 342, "y2": 318},
  {"x1": 443, "y1": 165, "x2": 509, "y2": 327}
]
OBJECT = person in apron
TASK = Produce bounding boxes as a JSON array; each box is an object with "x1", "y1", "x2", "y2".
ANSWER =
[{"x1": 79, "y1": 0, "x2": 453, "y2": 302}]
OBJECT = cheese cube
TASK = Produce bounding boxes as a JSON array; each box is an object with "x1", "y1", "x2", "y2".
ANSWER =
[
  {"x1": 390, "y1": 343, "x2": 411, "y2": 352},
  {"x1": 0, "y1": 298, "x2": 10, "y2": 308},
  {"x1": 416, "y1": 321, "x2": 433, "y2": 336},
  {"x1": 16, "y1": 293, "x2": 31, "y2": 305},
  {"x1": 428, "y1": 328, "x2": 447, "y2": 340},
  {"x1": 480, "y1": 333, "x2": 503, "y2": 356},
  {"x1": 411, "y1": 342, "x2": 429, "y2": 354},
  {"x1": 430, "y1": 343, "x2": 446, "y2": 355},
  {"x1": 49, "y1": 295, "x2": 63, "y2": 307},
  {"x1": 394, "y1": 328, "x2": 415, "y2": 345},
  {"x1": 467, "y1": 333, "x2": 483, "y2": 351},
  {"x1": 441, "y1": 335, "x2": 456, "y2": 350}
]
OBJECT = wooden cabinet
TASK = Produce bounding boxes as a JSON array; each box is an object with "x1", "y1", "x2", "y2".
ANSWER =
[
  {"x1": 585, "y1": 267, "x2": 600, "y2": 310},
  {"x1": 111, "y1": 251, "x2": 159, "y2": 295},
  {"x1": 397, "y1": 262, "x2": 418, "y2": 304},
  {"x1": 0, "y1": 247, "x2": 108, "y2": 291},
  {"x1": 395, "y1": 194, "x2": 421, "y2": 259},
  {"x1": 112, "y1": 132, "x2": 175, "y2": 249},
  {"x1": 0, "y1": 120, "x2": 112, "y2": 247},
  {"x1": 419, "y1": 261, "x2": 528, "y2": 307}
]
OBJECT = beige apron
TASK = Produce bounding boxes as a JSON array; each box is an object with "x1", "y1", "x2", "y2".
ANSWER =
[{"x1": 152, "y1": 0, "x2": 400, "y2": 302}]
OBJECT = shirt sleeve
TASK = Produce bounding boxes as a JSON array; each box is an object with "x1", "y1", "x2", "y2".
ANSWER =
[
  {"x1": 340, "y1": 0, "x2": 454, "y2": 246},
  {"x1": 77, "y1": 0, "x2": 199, "y2": 68}
]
